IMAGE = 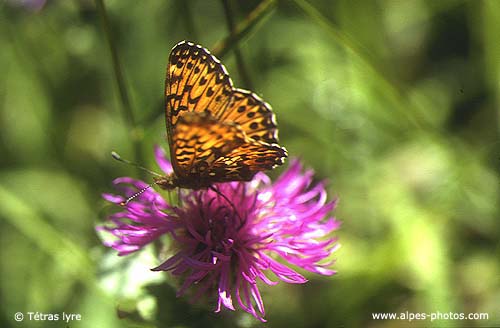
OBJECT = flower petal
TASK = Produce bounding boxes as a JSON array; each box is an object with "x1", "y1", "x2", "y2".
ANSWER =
[{"x1": 154, "y1": 145, "x2": 173, "y2": 174}]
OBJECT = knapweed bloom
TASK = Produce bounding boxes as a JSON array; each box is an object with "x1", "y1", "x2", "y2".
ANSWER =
[{"x1": 98, "y1": 146, "x2": 340, "y2": 321}]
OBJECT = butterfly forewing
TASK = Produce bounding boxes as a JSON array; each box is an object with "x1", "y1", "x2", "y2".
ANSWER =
[{"x1": 166, "y1": 42, "x2": 233, "y2": 127}]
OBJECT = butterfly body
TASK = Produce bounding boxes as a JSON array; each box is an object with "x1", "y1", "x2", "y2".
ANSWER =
[{"x1": 158, "y1": 41, "x2": 287, "y2": 190}]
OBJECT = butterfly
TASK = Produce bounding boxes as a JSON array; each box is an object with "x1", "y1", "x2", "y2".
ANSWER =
[{"x1": 153, "y1": 41, "x2": 287, "y2": 191}]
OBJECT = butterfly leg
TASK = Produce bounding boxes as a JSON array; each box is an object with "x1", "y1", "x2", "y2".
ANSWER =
[{"x1": 177, "y1": 187, "x2": 182, "y2": 206}]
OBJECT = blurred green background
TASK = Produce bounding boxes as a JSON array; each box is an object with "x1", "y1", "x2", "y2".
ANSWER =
[{"x1": 1, "y1": 0, "x2": 499, "y2": 327}]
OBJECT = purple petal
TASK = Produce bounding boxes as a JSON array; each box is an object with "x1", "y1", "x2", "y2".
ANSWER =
[{"x1": 154, "y1": 145, "x2": 173, "y2": 174}]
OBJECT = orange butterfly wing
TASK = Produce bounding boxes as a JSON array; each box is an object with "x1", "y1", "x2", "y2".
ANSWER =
[
  {"x1": 165, "y1": 42, "x2": 232, "y2": 131},
  {"x1": 164, "y1": 41, "x2": 287, "y2": 188},
  {"x1": 170, "y1": 112, "x2": 245, "y2": 179},
  {"x1": 169, "y1": 111, "x2": 286, "y2": 188},
  {"x1": 219, "y1": 89, "x2": 280, "y2": 144}
]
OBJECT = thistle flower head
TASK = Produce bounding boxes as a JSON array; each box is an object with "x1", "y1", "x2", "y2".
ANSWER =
[{"x1": 98, "y1": 146, "x2": 340, "y2": 321}]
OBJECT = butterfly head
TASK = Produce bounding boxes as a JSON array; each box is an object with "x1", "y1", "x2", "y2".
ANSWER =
[{"x1": 153, "y1": 175, "x2": 178, "y2": 190}]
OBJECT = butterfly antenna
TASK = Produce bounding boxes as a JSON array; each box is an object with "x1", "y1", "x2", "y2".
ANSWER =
[
  {"x1": 120, "y1": 183, "x2": 156, "y2": 206},
  {"x1": 111, "y1": 151, "x2": 163, "y2": 177}
]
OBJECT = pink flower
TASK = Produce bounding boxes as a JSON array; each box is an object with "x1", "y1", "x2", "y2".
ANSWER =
[{"x1": 98, "y1": 146, "x2": 340, "y2": 321}]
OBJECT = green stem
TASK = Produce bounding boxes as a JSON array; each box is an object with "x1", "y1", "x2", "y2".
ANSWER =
[
  {"x1": 95, "y1": 0, "x2": 144, "y2": 175},
  {"x1": 212, "y1": 0, "x2": 277, "y2": 59},
  {"x1": 179, "y1": 0, "x2": 198, "y2": 41},
  {"x1": 220, "y1": 0, "x2": 254, "y2": 90},
  {"x1": 95, "y1": 0, "x2": 134, "y2": 128}
]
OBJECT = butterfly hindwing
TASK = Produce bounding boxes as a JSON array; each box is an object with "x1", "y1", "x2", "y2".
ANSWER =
[
  {"x1": 172, "y1": 112, "x2": 286, "y2": 184},
  {"x1": 219, "y1": 89, "x2": 279, "y2": 144},
  {"x1": 209, "y1": 141, "x2": 288, "y2": 182},
  {"x1": 171, "y1": 112, "x2": 245, "y2": 179}
]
